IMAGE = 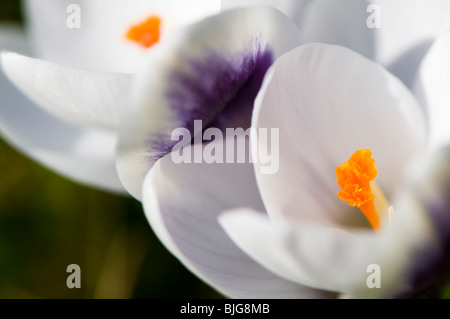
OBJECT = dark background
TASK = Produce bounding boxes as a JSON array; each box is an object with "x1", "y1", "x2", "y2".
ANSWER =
[{"x1": 0, "y1": 0, "x2": 221, "y2": 299}]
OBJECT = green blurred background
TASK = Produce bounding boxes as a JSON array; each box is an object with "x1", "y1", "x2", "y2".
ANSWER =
[{"x1": 0, "y1": 0, "x2": 221, "y2": 299}]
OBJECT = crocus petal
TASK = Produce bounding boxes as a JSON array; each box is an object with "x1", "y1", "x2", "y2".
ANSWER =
[
  {"x1": 373, "y1": 0, "x2": 450, "y2": 88},
  {"x1": 0, "y1": 26, "x2": 124, "y2": 193},
  {"x1": 0, "y1": 74, "x2": 124, "y2": 192},
  {"x1": 299, "y1": 0, "x2": 375, "y2": 61},
  {"x1": 117, "y1": 6, "x2": 302, "y2": 199},
  {"x1": 221, "y1": 0, "x2": 311, "y2": 22},
  {"x1": 220, "y1": 209, "x2": 373, "y2": 295},
  {"x1": 1, "y1": 51, "x2": 133, "y2": 130},
  {"x1": 400, "y1": 146, "x2": 450, "y2": 299},
  {"x1": 414, "y1": 30, "x2": 450, "y2": 150},
  {"x1": 25, "y1": 0, "x2": 221, "y2": 73},
  {"x1": 220, "y1": 198, "x2": 438, "y2": 298},
  {"x1": 143, "y1": 139, "x2": 335, "y2": 298},
  {"x1": 298, "y1": 0, "x2": 450, "y2": 88},
  {"x1": 252, "y1": 44, "x2": 426, "y2": 226}
]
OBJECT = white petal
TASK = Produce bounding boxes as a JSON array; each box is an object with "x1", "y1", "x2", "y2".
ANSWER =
[
  {"x1": 25, "y1": 0, "x2": 220, "y2": 73},
  {"x1": 117, "y1": 6, "x2": 302, "y2": 199},
  {"x1": 0, "y1": 28, "x2": 124, "y2": 193},
  {"x1": 221, "y1": 0, "x2": 311, "y2": 23},
  {"x1": 220, "y1": 202, "x2": 438, "y2": 298},
  {"x1": 414, "y1": 30, "x2": 450, "y2": 150},
  {"x1": 299, "y1": 0, "x2": 450, "y2": 87},
  {"x1": 373, "y1": 0, "x2": 450, "y2": 85},
  {"x1": 143, "y1": 140, "x2": 334, "y2": 298},
  {"x1": 1, "y1": 51, "x2": 133, "y2": 130},
  {"x1": 252, "y1": 44, "x2": 426, "y2": 226},
  {"x1": 0, "y1": 70, "x2": 125, "y2": 193},
  {"x1": 300, "y1": 0, "x2": 374, "y2": 63},
  {"x1": 387, "y1": 146, "x2": 450, "y2": 299}
]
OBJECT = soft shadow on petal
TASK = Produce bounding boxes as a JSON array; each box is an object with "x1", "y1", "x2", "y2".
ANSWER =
[
  {"x1": 300, "y1": 0, "x2": 375, "y2": 61},
  {"x1": 252, "y1": 43, "x2": 426, "y2": 226},
  {"x1": 117, "y1": 6, "x2": 302, "y2": 199},
  {"x1": 221, "y1": 0, "x2": 312, "y2": 24},
  {"x1": 142, "y1": 139, "x2": 335, "y2": 298},
  {"x1": 1, "y1": 51, "x2": 133, "y2": 130},
  {"x1": 298, "y1": 0, "x2": 450, "y2": 87},
  {"x1": 373, "y1": 0, "x2": 450, "y2": 79},
  {"x1": 398, "y1": 146, "x2": 450, "y2": 298},
  {"x1": 24, "y1": 0, "x2": 220, "y2": 73},
  {"x1": 414, "y1": 30, "x2": 450, "y2": 150},
  {"x1": 386, "y1": 40, "x2": 434, "y2": 90}
]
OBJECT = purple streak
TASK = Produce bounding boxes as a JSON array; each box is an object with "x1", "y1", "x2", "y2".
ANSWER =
[
  {"x1": 147, "y1": 39, "x2": 273, "y2": 161},
  {"x1": 397, "y1": 170, "x2": 450, "y2": 298}
]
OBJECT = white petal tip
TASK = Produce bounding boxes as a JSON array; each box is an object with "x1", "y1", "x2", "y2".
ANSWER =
[
  {"x1": 219, "y1": 208, "x2": 258, "y2": 226},
  {"x1": 0, "y1": 50, "x2": 16, "y2": 67},
  {"x1": 0, "y1": 50, "x2": 22, "y2": 62},
  {"x1": 0, "y1": 51, "x2": 31, "y2": 78},
  {"x1": 219, "y1": 209, "x2": 268, "y2": 243}
]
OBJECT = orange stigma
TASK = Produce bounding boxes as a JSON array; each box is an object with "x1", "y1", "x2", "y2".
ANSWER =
[
  {"x1": 126, "y1": 16, "x2": 161, "y2": 48},
  {"x1": 335, "y1": 149, "x2": 380, "y2": 231}
]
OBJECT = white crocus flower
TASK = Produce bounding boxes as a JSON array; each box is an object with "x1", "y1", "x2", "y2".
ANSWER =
[
  {"x1": 114, "y1": 6, "x2": 313, "y2": 298},
  {"x1": 135, "y1": 36, "x2": 450, "y2": 298},
  {"x1": 222, "y1": 0, "x2": 450, "y2": 89},
  {"x1": 116, "y1": 6, "x2": 303, "y2": 199},
  {"x1": 0, "y1": 0, "x2": 220, "y2": 192}
]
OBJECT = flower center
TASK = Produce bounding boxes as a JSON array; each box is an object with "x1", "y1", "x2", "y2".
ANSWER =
[
  {"x1": 126, "y1": 16, "x2": 161, "y2": 48},
  {"x1": 335, "y1": 149, "x2": 389, "y2": 231}
]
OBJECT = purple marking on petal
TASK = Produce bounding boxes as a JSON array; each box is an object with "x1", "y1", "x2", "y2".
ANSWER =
[
  {"x1": 397, "y1": 161, "x2": 450, "y2": 298},
  {"x1": 146, "y1": 38, "x2": 274, "y2": 162},
  {"x1": 426, "y1": 195, "x2": 450, "y2": 251},
  {"x1": 210, "y1": 45, "x2": 274, "y2": 131},
  {"x1": 403, "y1": 190, "x2": 450, "y2": 298}
]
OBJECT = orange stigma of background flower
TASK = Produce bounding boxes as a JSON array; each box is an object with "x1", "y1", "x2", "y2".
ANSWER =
[
  {"x1": 335, "y1": 149, "x2": 381, "y2": 231},
  {"x1": 126, "y1": 16, "x2": 161, "y2": 49}
]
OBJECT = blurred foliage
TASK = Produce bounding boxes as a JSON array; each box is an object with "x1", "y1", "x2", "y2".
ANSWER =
[
  {"x1": 0, "y1": 1, "x2": 22, "y2": 22},
  {"x1": 0, "y1": 0, "x2": 222, "y2": 299},
  {"x1": 0, "y1": 141, "x2": 222, "y2": 299}
]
